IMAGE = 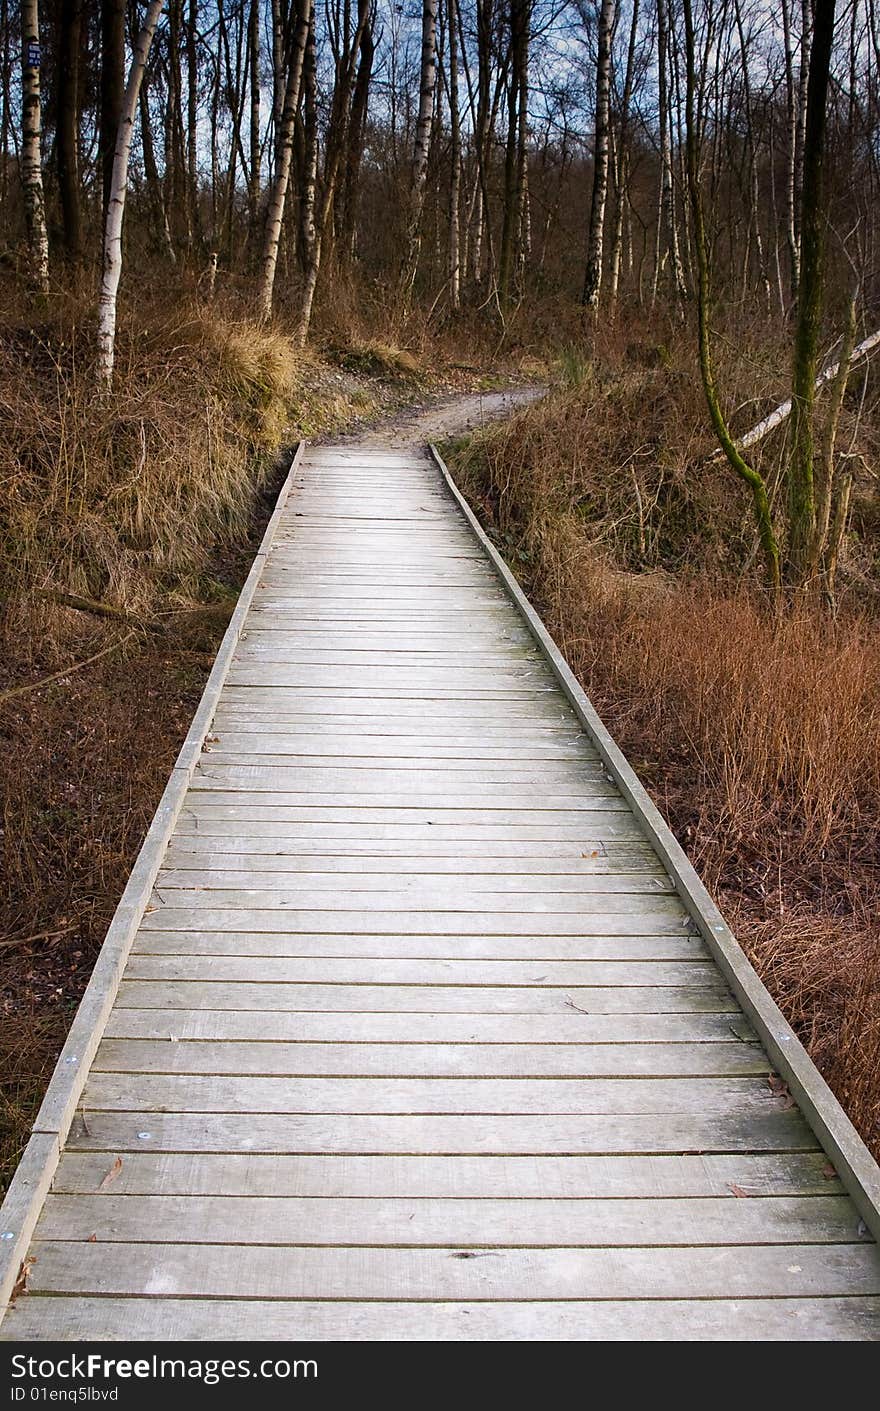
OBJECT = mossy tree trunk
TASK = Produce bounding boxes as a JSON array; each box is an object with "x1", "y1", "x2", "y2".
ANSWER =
[
  {"x1": 786, "y1": 0, "x2": 836, "y2": 587},
  {"x1": 682, "y1": 0, "x2": 781, "y2": 593}
]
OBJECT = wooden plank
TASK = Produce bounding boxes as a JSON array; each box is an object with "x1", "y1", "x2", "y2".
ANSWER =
[
  {"x1": 216, "y1": 690, "x2": 574, "y2": 719},
  {"x1": 149, "y1": 873, "x2": 677, "y2": 900},
  {"x1": 160, "y1": 846, "x2": 665, "y2": 869},
  {"x1": 202, "y1": 744, "x2": 595, "y2": 765},
  {"x1": 172, "y1": 810, "x2": 638, "y2": 830},
  {"x1": 6, "y1": 1296, "x2": 879, "y2": 1342},
  {"x1": 203, "y1": 736, "x2": 591, "y2": 758},
  {"x1": 231, "y1": 649, "x2": 542, "y2": 669},
  {"x1": 80, "y1": 1072, "x2": 782, "y2": 1115},
  {"x1": 115, "y1": 980, "x2": 736, "y2": 1014},
  {"x1": 93, "y1": 1038, "x2": 766, "y2": 1078},
  {"x1": 63, "y1": 1108, "x2": 817, "y2": 1155},
  {"x1": 124, "y1": 958, "x2": 713, "y2": 987},
  {"x1": 226, "y1": 667, "x2": 554, "y2": 690},
  {"x1": 162, "y1": 841, "x2": 656, "y2": 861},
  {"x1": 26, "y1": 1242, "x2": 880, "y2": 1301},
  {"x1": 103, "y1": 1008, "x2": 759, "y2": 1045},
  {"x1": 190, "y1": 764, "x2": 615, "y2": 788},
  {"x1": 136, "y1": 911, "x2": 690, "y2": 936},
  {"x1": 149, "y1": 876, "x2": 678, "y2": 902},
  {"x1": 48, "y1": 1149, "x2": 834, "y2": 1199},
  {"x1": 133, "y1": 933, "x2": 702, "y2": 960},
  {"x1": 34, "y1": 1193, "x2": 861, "y2": 1248},
  {"x1": 237, "y1": 631, "x2": 536, "y2": 648}
]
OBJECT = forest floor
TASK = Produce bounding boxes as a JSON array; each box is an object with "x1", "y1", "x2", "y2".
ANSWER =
[{"x1": 0, "y1": 373, "x2": 542, "y2": 1191}]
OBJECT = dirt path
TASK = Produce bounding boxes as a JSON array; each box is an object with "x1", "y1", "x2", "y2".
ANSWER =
[{"x1": 330, "y1": 385, "x2": 546, "y2": 447}]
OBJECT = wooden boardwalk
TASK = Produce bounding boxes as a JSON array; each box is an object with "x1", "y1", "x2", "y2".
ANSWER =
[{"x1": 2, "y1": 441, "x2": 880, "y2": 1341}]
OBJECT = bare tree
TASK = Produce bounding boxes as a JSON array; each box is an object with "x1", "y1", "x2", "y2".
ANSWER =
[
  {"x1": 582, "y1": 0, "x2": 616, "y2": 308},
  {"x1": 682, "y1": 0, "x2": 780, "y2": 590},
  {"x1": 258, "y1": 0, "x2": 311, "y2": 319},
  {"x1": 100, "y1": 0, "x2": 126, "y2": 222},
  {"x1": 788, "y1": 0, "x2": 837, "y2": 585},
  {"x1": 56, "y1": 0, "x2": 83, "y2": 262},
  {"x1": 20, "y1": 0, "x2": 49, "y2": 291},
  {"x1": 608, "y1": 0, "x2": 641, "y2": 310},
  {"x1": 97, "y1": 0, "x2": 167, "y2": 388},
  {"x1": 447, "y1": 0, "x2": 462, "y2": 308},
  {"x1": 400, "y1": 0, "x2": 439, "y2": 296}
]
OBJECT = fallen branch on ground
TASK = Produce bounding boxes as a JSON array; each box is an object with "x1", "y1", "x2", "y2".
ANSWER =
[
  {"x1": 709, "y1": 326, "x2": 880, "y2": 460},
  {"x1": 0, "y1": 632, "x2": 136, "y2": 704}
]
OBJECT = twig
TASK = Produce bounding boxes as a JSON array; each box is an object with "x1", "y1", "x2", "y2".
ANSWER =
[
  {"x1": 0, "y1": 925, "x2": 76, "y2": 951},
  {"x1": 0, "y1": 632, "x2": 135, "y2": 704}
]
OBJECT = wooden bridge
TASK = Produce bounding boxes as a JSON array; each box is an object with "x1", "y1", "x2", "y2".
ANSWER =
[{"x1": 2, "y1": 440, "x2": 880, "y2": 1341}]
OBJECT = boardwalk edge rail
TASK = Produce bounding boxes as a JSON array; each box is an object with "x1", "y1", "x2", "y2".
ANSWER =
[
  {"x1": 429, "y1": 441, "x2": 880, "y2": 1244},
  {"x1": 0, "y1": 443, "x2": 306, "y2": 1313}
]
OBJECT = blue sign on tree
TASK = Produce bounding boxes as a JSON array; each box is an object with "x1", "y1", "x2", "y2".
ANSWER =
[{"x1": 26, "y1": 43, "x2": 41, "y2": 67}]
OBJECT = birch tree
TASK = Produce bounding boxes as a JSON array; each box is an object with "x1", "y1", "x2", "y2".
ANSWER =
[
  {"x1": 654, "y1": 0, "x2": 687, "y2": 304},
  {"x1": 296, "y1": 0, "x2": 371, "y2": 342},
  {"x1": 608, "y1": 0, "x2": 641, "y2": 310},
  {"x1": 97, "y1": 0, "x2": 167, "y2": 389},
  {"x1": 20, "y1": 0, "x2": 49, "y2": 292},
  {"x1": 400, "y1": 0, "x2": 439, "y2": 296},
  {"x1": 582, "y1": 0, "x2": 616, "y2": 308},
  {"x1": 258, "y1": 0, "x2": 311, "y2": 320}
]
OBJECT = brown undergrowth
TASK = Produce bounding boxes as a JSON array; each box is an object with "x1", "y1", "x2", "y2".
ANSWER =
[{"x1": 450, "y1": 352, "x2": 880, "y2": 1158}]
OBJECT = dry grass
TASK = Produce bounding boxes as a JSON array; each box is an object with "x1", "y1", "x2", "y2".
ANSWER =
[
  {"x1": 450, "y1": 354, "x2": 880, "y2": 1157},
  {"x1": 329, "y1": 337, "x2": 424, "y2": 381},
  {"x1": 0, "y1": 301, "x2": 302, "y2": 648}
]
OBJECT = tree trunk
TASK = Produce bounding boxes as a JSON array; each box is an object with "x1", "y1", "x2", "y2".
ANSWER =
[
  {"x1": 447, "y1": 0, "x2": 461, "y2": 309},
  {"x1": 56, "y1": 0, "x2": 82, "y2": 263},
  {"x1": 100, "y1": 0, "x2": 126, "y2": 222},
  {"x1": 400, "y1": 0, "x2": 439, "y2": 297},
  {"x1": 815, "y1": 294, "x2": 858, "y2": 578},
  {"x1": 781, "y1": 0, "x2": 800, "y2": 301},
  {"x1": 681, "y1": 0, "x2": 780, "y2": 592},
  {"x1": 655, "y1": 0, "x2": 686, "y2": 305},
  {"x1": 258, "y1": 0, "x2": 312, "y2": 319},
  {"x1": 186, "y1": 0, "x2": 199, "y2": 244},
  {"x1": 97, "y1": 0, "x2": 166, "y2": 389},
  {"x1": 787, "y1": 0, "x2": 837, "y2": 585},
  {"x1": 608, "y1": 0, "x2": 640, "y2": 309},
  {"x1": 498, "y1": 0, "x2": 529, "y2": 307},
  {"x1": 296, "y1": 0, "x2": 370, "y2": 341},
  {"x1": 139, "y1": 68, "x2": 176, "y2": 261},
  {"x1": 20, "y1": 0, "x2": 49, "y2": 292},
  {"x1": 248, "y1": 0, "x2": 261, "y2": 227},
  {"x1": 295, "y1": 4, "x2": 319, "y2": 347},
  {"x1": 338, "y1": 18, "x2": 375, "y2": 261},
  {"x1": 582, "y1": 0, "x2": 616, "y2": 308}
]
